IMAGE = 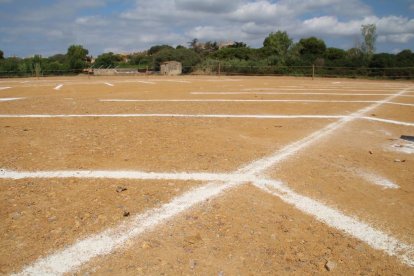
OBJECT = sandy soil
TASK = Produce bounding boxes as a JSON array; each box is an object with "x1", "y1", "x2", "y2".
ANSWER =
[{"x1": 0, "y1": 75, "x2": 413, "y2": 275}]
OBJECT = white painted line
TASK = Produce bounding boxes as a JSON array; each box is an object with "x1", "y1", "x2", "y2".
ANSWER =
[
  {"x1": 0, "y1": 169, "x2": 252, "y2": 183},
  {"x1": 241, "y1": 88, "x2": 400, "y2": 92},
  {"x1": 390, "y1": 142, "x2": 414, "y2": 154},
  {"x1": 157, "y1": 79, "x2": 191, "y2": 83},
  {"x1": 0, "y1": 87, "x2": 12, "y2": 91},
  {"x1": 387, "y1": 102, "x2": 414, "y2": 107},
  {"x1": 356, "y1": 170, "x2": 400, "y2": 189},
  {"x1": 100, "y1": 99, "x2": 372, "y2": 103},
  {"x1": 192, "y1": 92, "x2": 414, "y2": 97},
  {"x1": 13, "y1": 86, "x2": 414, "y2": 274},
  {"x1": 0, "y1": 113, "x2": 412, "y2": 127},
  {"x1": 20, "y1": 81, "x2": 29, "y2": 84},
  {"x1": 254, "y1": 179, "x2": 412, "y2": 267},
  {"x1": 99, "y1": 99, "x2": 414, "y2": 107},
  {"x1": 0, "y1": 113, "x2": 345, "y2": 119},
  {"x1": 0, "y1": 97, "x2": 24, "y2": 102},
  {"x1": 206, "y1": 79, "x2": 241, "y2": 82},
  {"x1": 137, "y1": 80, "x2": 156, "y2": 85},
  {"x1": 362, "y1": 117, "x2": 414, "y2": 127},
  {"x1": 238, "y1": 87, "x2": 413, "y2": 174},
  {"x1": 104, "y1": 82, "x2": 114, "y2": 87},
  {"x1": 14, "y1": 180, "x2": 240, "y2": 276},
  {"x1": 54, "y1": 84, "x2": 63, "y2": 90}
]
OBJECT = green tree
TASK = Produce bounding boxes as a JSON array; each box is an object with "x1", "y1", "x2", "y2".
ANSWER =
[
  {"x1": 212, "y1": 47, "x2": 257, "y2": 61},
  {"x1": 188, "y1": 38, "x2": 202, "y2": 53},
  {"x1": 325, "y1": 47, "x2": 346, "y2": 61},
  {"x1": 0, "y1": 50, "x2": 4, "y2": 60},
  {"x1": 94, "y1": 52, "x2": 122, "y2": 68},
  {"x1": 203, "y1": 41, "x2": 219, "y2": 54},
  {"x1": 230, "y1": 42, "x2": 248, "y2": 48},
  {"x1": 153, "y1": 47, "x2": 201, "y2": 72},
  {"x1": 263, "y1": 31, "x2": 293, "y2": 65},
  {"x1": 298, "y1": 37, "x2": 326, "y2": 65},
  {"x1": 396, "y1": 49, "x2": 414, "y2": 67},
  {"x1": 361, "y1": 24, "x2": 377, "y2": 58},
  {"x1": 66, "y1": 45, "x2": 89, "y2": 71},
  {"x1": 148, "y1": 45, "x2": 174, "y2": 55}
]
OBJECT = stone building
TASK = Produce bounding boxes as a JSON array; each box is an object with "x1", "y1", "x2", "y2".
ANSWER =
[{"x1": 160, "y1": 61, "x2": 182, "y2": 75}]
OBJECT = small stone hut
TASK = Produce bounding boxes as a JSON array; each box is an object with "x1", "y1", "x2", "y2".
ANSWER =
[{"x1": 160, "y1": 61, "x2": 182, "y2": 75}]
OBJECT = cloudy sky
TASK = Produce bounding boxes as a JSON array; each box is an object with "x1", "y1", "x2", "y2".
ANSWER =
[{"x1": 1, "y1": 0, "x2": 414, "y2": 57}]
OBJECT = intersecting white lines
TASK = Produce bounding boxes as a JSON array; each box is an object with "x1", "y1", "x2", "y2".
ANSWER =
[{"x1": 8, "y1": 86, "x2": 414, "y2": 275}]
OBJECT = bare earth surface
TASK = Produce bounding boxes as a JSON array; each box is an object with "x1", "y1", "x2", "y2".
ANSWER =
[{"x1": 0, "y1": 75, "x2": 413, "y2": 275}]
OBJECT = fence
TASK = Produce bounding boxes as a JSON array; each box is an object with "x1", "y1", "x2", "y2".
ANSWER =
[{"x1": 1, "y1": 65, "x2": 414, "y2": 79}]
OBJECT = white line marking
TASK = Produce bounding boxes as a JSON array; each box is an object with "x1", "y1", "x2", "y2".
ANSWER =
[
  {"x1": 362, "y1": 117, "x2": 414, "y2": 127},
  {"x1": 254, "y1": 179, "x2": 412, "y2": 267},
  {"x1": 390, "y1": 142, "x2": 414, "y2": 154},
  {"x1": 0, "y1": 97, "x2": 24, "y2": 102},
  {"x1": 0, "y1": 113, "x2": 412, "y2": 127},
  {"x1": 387, "y1": 102, "x2": 414, "y2": 107},
  {"x1": 137, "y1": 80, "x2": 156, "y2": 85},
  {"x1": 14, "y1": 180, "x2": 240, "y2": 276},
  {"x1": 0, "y1": 113, "x2": 345, "y2": 119},
  {"x1": 241, "y1": 88, "x2": 402, "y2": 92},
  {"x1": 12, "y1": 87, "x2": 414, "y2": 273},
  {"x1": 20, "y1": 81, "x2": 29, "y2": 84},
  {"x1": 99, "y1": 99, "x2": 414, "y2": 107},
  {"x1": 356, "y1": 170, "x2": 400, "y2": 189},
  {"x1": 104, "y1": 82, "x2": 114, "y2": 87},
  {"x1": 0, "y1": 87, "x2": 12, "y2": 90},
  {"x1": 0, "y1": 169, "x2": 252, "y2": 183},
  {"x1": 206, "y1": 79, "x2": 241, "y2": 82},
  {"x1": 192, "y1": 92, "x2": 414, "y2": 97},
  {"x1": 157, "y1": 80, "x2": 191, "y2": 83},
  {"x1": 54, "y1": 84, "x2": 63, "y2": 90}
]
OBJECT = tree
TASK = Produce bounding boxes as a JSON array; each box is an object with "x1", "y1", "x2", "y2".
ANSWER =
[
  {"x1": 148, "y1": 45, "x2": 174, "y2": 55},
  {"x1": 153, "y1": 47, "x2": 201, "y2": 72},
  {"x1": 213, "y1": 47, "x2": 256, "y2": 60},
  {"x1": 188, "y1": 38, "x2": 199, "y2": 49},
  {"x1": 203, "y1": 41, "x2": 219, "y2": 54},
  {"x1": 0, "y1": 50, "x2": 4, "y2": 60},
  {"x1": 230, "y1": 42, "x2": 247, "y2": 48},
  {"x1": 94, "y1": 52, "x2": 122, "y2": 68},
  {"x1": 66, "y1": 45, "x2": 89, "y2": 70},
  {"x1": 396, "y1": 49, "x2": 414, "y2": 67},
  {"x1": 299, "y1": 37, "x2": 326, "y2": 56},
  {"x1": 298, "y1": 37, "x2": 326, "y2": 65},
  {"x1": 188, "y1": 38, "x2": 202, "y2": 53},
  {"x1": 263, "y1": 31, "x2": 293, "y2": 65},
  {"x1": 325, "y1": 47, "x2": 346, "y2": 61},
  {"x1": 361, "y1": 24, "x2": 377, "y2": 58}
]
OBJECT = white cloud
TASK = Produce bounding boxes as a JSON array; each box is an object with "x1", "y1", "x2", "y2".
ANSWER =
[
  {"x1": 75, "y1": 16, "x2": 108, "y2": 27},
  {"x1": 174, "y1": 0, "x2": 243, "y2": 13},
  {"x1": 1, "y1": 0, "x2": 413, "y2": 56},
  {"x1": 378, "y1": 33, "x2": 414, "y2": 43}
]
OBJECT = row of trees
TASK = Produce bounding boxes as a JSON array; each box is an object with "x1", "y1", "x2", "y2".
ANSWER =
[
  {"x1": 0, "y1": 45, "x2": 89, "y2": 77},
  {"x1": 1, "y1": 24, "x2": 414, "y2": 78}
]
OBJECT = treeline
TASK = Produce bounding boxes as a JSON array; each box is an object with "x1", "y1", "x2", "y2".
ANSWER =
[
  {"x1": 1, "y1": 28, "x2": 414, "y2": 78},
  {"x1": 0, "y1": 45, "x2": 90, "y2": 77}
]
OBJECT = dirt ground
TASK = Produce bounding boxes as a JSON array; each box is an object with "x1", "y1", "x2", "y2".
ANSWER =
[{"x1": 0, "y1": 75, "x2": 413, "y2": 275}]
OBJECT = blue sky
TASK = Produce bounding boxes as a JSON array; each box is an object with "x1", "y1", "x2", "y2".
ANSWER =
[{"x1": 1, "y1": 0, "x2": 413, "y2": 57}]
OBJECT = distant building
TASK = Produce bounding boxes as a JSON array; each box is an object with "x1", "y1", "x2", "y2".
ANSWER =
[
  {"x1": 219, "y1": 41, "x2": 235, "y2": 49},
  {"x1": 160, "y1": 61, "x2": 182, "y2": 75}
]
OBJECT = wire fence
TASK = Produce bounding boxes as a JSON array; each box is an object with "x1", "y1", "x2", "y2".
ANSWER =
[{"x1": 1, "y1": 65, "x2": 413, "y2": 79}]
